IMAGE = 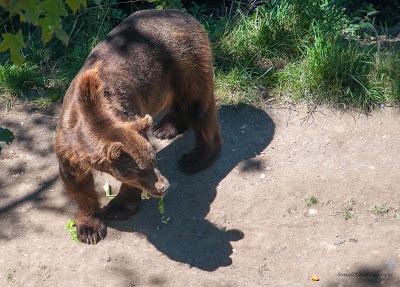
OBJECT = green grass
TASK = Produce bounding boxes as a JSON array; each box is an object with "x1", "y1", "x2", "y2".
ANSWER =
[
  {"x1": 5, "y1": 269, "x2": 15, "y2": 282},
  {"x1": 65, "y1": 219, "x2": 78, "y2": 242},
  {"x1": 370, "y1": 203, "x2": 392, "y2": 216},
  {"x1": 343, "y1": 199, "x2": 355, "y2": 220},
  {"x1": 214, "y1": 67, "x2": 260, "y2": 105},
  {"x1": 0, "y1": 63, "x2": 41, "y2": 97},
  {"x1": 0, "y1": 62, "x2": 64, "y2": 109},
  {"x1": 208, "y1": 0, "x2": 399, "y2": 110},
  {"x1": 0, "y1": 0, "x2": 398, "y2": 111},
  {"x1": 0, "y1": 2, "x2": 123, "y2": 109},
  {"x1": 305, "y1": 196, "x2": 318, "y2": 207},
  {"x1": 275, "y1": 26, "x2": 400, "y2": 110}
]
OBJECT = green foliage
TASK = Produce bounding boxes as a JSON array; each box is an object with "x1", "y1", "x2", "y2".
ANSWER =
[
  {"x1": 0, "y1": 63, "x2": 41, "y2": 97},
  {"x1": 5, "y1": 269, "x2": 15, "y2": 282},
  {"x1": 0, "y1": 0, "x2": 398, "y2": 111},
  {"x1": 66, "y1": 0, "x2": 87, "y2": 14},
  {"x1": 55, "y1": 1, "x2": 122, "y2": 82},
  {"x1": 188, "y1": 2, "x2": 207, "y2": 19},
  {"x1": 36, "y1": 0, "x2": 70, "y2": 45},
  {"x1": 0, "y1": 0, "x2": 88, "y2": 65},
  {"x1": 370, "y1": 203, "x2": 392, "y2": 216},
  {"x1": 147, "y1": 0, "x2": 183, "y2": 10},
  {"x1": 209, "y1": 0, "x2": 350, "y2": 106},
  {"x1": 65, "y1": 219, "x2": 78, "y2": 242},
  {"x1": 158, "y1": 197, "x2": 170, "y2": 224},
  {"x1": 305, "y1": 196, "x2": 318, "y2": 207},
  {"x1": 0, "y1": 127, "x2": 14, "y2": 153},
  {"x1": 0, "y1": 31, "x2": 26, "y2": 65},
  {"x1": 343, "y1": 199, "x2": 355, "y2": 220},
  {"x1": 0, "y1": 60, "x2": 63, "y2": 108},
  {"x1": 217, "y1": 0, "x2": 347, "y2": 62},
  {"x1": 338, "y1": 0, "x2": 400, "y2": 27},
  {"x1": 276, "y1": 24, "x2": 400, "y2": 110},
  {"x1": 103, "y1": 181, "x2": 115, "y2": 199},
  {"x1": 208, "y1": 0, "x2": 400, "y2": 110},
  {"x1": 215, "y1": 67, "x2": 260, "y2": 105}
]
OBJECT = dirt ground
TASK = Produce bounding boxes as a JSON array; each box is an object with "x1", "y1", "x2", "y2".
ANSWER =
[{"x1": 0, "y1": 103, "x2": 399, "y2": 287}]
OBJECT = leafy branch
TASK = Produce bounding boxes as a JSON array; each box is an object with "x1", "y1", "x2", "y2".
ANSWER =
[
  {"x1": 0, "y1": 0, "x2": 88, "y2": 65},
  {"x1": 0, "y1": 127, "x2": 14, "y2": 153}
]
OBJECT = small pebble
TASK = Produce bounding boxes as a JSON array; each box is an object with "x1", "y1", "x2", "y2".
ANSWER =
[
  {"x1": 308, "y1": 209, "x2": 318, "y2": 216},
  {"x1": 334, "y1": 239, "x2": 346, "y2": 246},
  {"x1": 384, "y1": 258, "x2": 397, "y2": 271},
  {"x1": 260, "y1": 173, "x2": 266, "y2": 179}
]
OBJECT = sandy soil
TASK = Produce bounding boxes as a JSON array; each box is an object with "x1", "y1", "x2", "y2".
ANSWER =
[{"x1": 0, "y1": 103, "x2": 399, "y2": 287}]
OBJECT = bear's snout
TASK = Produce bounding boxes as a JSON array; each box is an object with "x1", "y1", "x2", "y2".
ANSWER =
[{"x1": 154, "y1": 169, "x2": 169, "y2": 196}]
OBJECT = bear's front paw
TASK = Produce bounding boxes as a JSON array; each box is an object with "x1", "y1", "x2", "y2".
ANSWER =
[
  {"x1": 152, "y1": 121, "x2": 179, "y2": 140},
  {"x1": 75, "y1": 215, "x2": 107, "y2": 244}
]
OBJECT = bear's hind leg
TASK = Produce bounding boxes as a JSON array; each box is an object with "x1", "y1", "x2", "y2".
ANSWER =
[
  {"x1": 102, "y1": 184, "x2": 142, "y2": 221},
  {"x1": 178, "y1": 100, "x2": 222, "y2": 174}
]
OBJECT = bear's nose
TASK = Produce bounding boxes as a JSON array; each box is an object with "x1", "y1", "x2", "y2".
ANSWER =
[{"x1": 155, "y1": 177, "x2": 169, "y2": 194}]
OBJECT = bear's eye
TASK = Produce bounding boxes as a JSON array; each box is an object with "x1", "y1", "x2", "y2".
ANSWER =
[
  {"x1": 138, "y1": 166, "x2": 153, "y2": 174},
  {"x1": 113, "y1": 151, "x2": 137, "y2": 167}
]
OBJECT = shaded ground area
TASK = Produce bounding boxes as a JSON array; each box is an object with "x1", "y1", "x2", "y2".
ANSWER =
[{"x1": 0, "y1": 104, "x2": 399, "y2": 286}]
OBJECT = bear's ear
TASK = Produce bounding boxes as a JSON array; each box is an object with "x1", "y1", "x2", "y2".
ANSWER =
[
  {"x1": 133, "y1": 114, "x2": 153, "y2": 132},
  {"x1": 102, "y1": 142, "x2": 123, "y2": 162}
]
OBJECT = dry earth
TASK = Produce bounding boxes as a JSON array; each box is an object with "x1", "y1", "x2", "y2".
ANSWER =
[{"x1": 0, "y1": 103, "x2": 399, "y2": 287}]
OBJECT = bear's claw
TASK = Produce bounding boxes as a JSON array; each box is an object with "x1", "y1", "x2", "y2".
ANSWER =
[{"x1": 76, "y1": 216, "x2": 107, "y2": 245}]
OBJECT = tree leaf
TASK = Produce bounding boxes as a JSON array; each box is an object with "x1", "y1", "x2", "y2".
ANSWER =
[
  {"x1": 55, "y1": 27, "x2": 69, "y2": 45},
  {"x1": 37, "y1": 0, "x2": 69, "y2": 44},
  {"x1": 0, "y1": 0, "x2": 13, "y2": 9},
  {"x1": 0, "y1": 31, "x2": 26, "y2": 65},
  {"x1": 0, "y1": 127, "x2": 14, "y2": 145},
  {"x1": 65, "y1": 0, "x2": 87, "y2": 15},
  {"x1": 16, "y1": 0, "x2": 41, "y2": 24},
  {"x1": 39, "y1": 0, "x2": 68, "y2": 18}
]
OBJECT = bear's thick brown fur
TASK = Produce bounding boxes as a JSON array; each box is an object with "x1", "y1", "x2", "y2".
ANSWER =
[{"x1": 55, "y1": 9, "x2": 222, "y2": 244}]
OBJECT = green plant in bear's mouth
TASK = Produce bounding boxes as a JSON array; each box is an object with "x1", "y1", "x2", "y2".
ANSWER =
[
  {"x1": 103, "y1": 181, "x2": 115, "y2": 199},
  {"x1": 158, "y1": 196, "x2": 170, "y2": 224},
  {"x1": 141, "y1": 190, "x2": 151, "y2": 200},
  {"x1": 141, "y1": 190, "x2": 169, "y2": 224},
  {"x1": 65, "y1": 219, "x2": 78, "y2": 242}
]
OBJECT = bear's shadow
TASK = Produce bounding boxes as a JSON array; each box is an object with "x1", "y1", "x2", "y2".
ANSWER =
[{"x1": 109, "y1": 104, "x2": 275, "y2": 271}]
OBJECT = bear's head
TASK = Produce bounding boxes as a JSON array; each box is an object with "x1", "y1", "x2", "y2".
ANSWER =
[{"x1": 96, "y1": 114, "x2": 169, "y2": 198}]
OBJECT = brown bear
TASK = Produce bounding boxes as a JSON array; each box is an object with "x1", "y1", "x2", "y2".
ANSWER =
[{"x1": 54, "y1": 9, "x2": 222, "y2": 244}]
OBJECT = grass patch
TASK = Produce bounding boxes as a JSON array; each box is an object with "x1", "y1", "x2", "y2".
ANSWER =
[
  {"x1": 0, "y1": 2, "x2": 124, "y2": 109},
  {"x1": 0, "y1": 63, "x2": 41, "y2": 97},
  {"x1": 343, "y1": 199, "x2": 355, "y2": 220},
  {"x1": 370, "y1": 203, "x2": 392, "y2": 216},
  {"x1": 305, "y1": 196, "x2": 318, "y2": 207},
  {"x1": 0, "y1": 62, "x2": 65, "y2": 109},
  {"x1": 208, "y1": 0, "x2": 399, "y2": 109},
  {"x1": 5, "y1": 269, "x2": 15, "y2": 282},
  {"x1": 214, "y1": 67, "x2": 260, "y2": 105},
  {"x1": 0, "y1": 1, "x2": 398, "y2": 111},
  {"x1": 65, "y1": 219, "x2": 78, "y2": 242},
  {"x1": 276, "y1": 26, "x2": 400, "y2": 110}
]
